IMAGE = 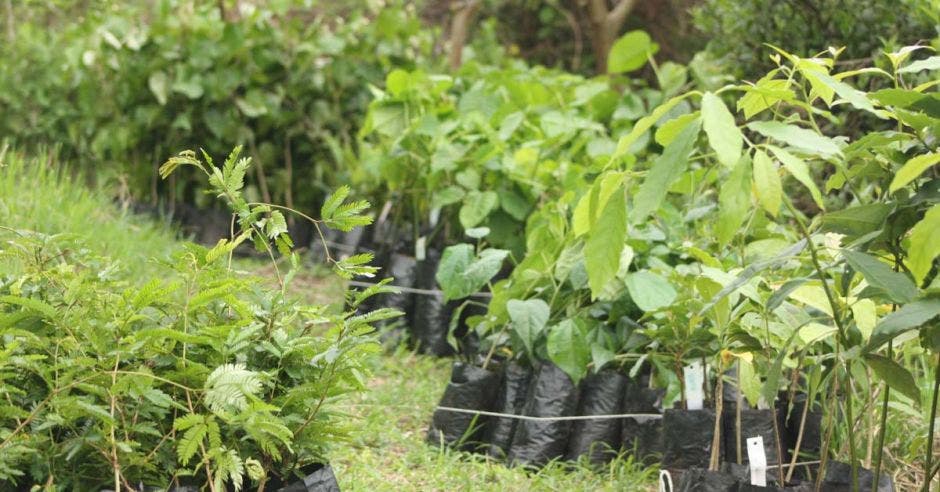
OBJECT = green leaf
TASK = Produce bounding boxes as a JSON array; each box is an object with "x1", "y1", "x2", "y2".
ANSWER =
[
  {"x1": 148, "y1": 71, "x2": 168, "y2": 106},
  {"x1": 631, "y1": 119, "x2": 701, "y2": 222},
  {"x1": 749, "y1": 122, "x2": 842, "y2": 157},
  {"x1": 607, "y1": 30, "x2": 658, "y2": 74},
  {"x1": 908, "y1": 204, "x2": 940, "y2": 285},
  {"x1": 889, "y1": 152, "x2": 940, "y2": 193},
  {"x1": 436, "y1": 244, "x2": 508, "y2": 300},
  {"x1": 459, "y1": 191, "x2": 498, "y2": 229},
  {"x1": 613, "y1": 93, "x2": 694, "y2": 159},
  {"x1": 867, "y1": 298, "x2": 940, "y2": 349},
  {"x1": 0, "y1": 295, "x2": 57, "y2": 320},
  {"x1": 864, "y1": 354, "x2": 920, "y2": 402},
  {"x1": 811, "y1": 71, "x2": 879, "y2": 115},
  {"x1": 507, "y1": 298, "x2": 550, "y2": 359},
  {"x1": 752, "y1": 149, "x2": 782, "y2": 217},
  {"x1": 842, "y1": 250, "x2": 917, "y2": 304},
  {"x1": 820, "y1": 203, "x2": 891, "y2": 240},
  {"x1": 737, "y1": 76, "x2": 794, "y2": 119},
  {"x1": 767, "y1": 145, "x2": 825, "y2": 210},
  {"x1": 655, "y1": 112, "x2": 699, "y2": 146},
  {"x1": 625, "y1": 270, "x2": 677, "y2": 312},
  {"x1": 546, "y1": 319, "x2": 591, "y2": 385},
  {"x1": 716, "y1": 154, "x2": 752, "y2": 246},
  {"x1": 701, "y1": 92, "x2": 743, "y2": 169},
  {"x1": 870, "y1": 88, "x2": 927, "y2": 108},
  {"x1": 898, "y1": 56, "x2": 940, "y2": 74},
  {"x1": 204, "y1": 363, "x2": 262, "y2": 413},
  {"x1": 574, "y1": 172, "x2": 623, "y2": 237},
  {"x1": 585, "y1": 186, "x2": 626, "y2": 299}
]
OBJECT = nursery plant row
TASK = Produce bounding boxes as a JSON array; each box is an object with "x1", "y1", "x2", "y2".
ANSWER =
[{"x1": 351, "y1": 45, "x2": 940, "y2": 490}]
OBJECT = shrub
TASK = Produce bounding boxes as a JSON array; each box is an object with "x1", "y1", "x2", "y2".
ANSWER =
[
  {"x1": 0, "y1": 148, "x2": 394, "y2": 489},
  {"x1": 692, "y1": 0, "x2": 938, "y2": 79}
]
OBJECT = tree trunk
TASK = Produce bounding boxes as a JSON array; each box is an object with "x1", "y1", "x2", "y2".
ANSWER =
[
  {"x1": 448, "y1": 0, "x2": 483, "y2": 71},
  {"x1": 583, "y1": 0, "x2": 637, "y2": 74}
]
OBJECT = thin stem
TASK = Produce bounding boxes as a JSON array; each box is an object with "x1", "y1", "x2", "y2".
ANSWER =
[
  {"x1": 923, "y1": 354, "x2": 940, "y2": 492},
  {"x1": 872, "y1": 341, "x2": 892, "y2": 491},
  {"x1": 784, "y1": 198, "x2": 858, "y2": 488},
  {"x1": 844, "y1": 366, "x2": 859, "y2": 491}
]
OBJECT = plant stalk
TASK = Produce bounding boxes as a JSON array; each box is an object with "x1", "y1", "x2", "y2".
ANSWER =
[
  {"x1": 923, "y1": 353, "x2": 940, "y2": 492},
  {"x1": 872, "y1": 341, "x2": 892, "y2": 491}
]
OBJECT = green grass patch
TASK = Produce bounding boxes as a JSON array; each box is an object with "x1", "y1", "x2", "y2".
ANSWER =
[
  {"x1": 0, "y1": 147, "x2": 180, "y2": 275},
  {"x1": 331, "y1": 347, "x2": 658, "y2": 491}
]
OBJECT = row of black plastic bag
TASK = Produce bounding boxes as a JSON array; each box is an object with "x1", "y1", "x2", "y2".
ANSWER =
[{"x1": 426, "y1": 361, "x2": 895, "y2": 491}]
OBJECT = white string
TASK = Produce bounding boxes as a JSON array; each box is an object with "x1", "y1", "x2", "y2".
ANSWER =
[
  {"x1": 346, "y1": 280, "x2": 494, "y2": 299},
  {"x1": 434, "y1": 406, "x2": 663, "y2": 421}
]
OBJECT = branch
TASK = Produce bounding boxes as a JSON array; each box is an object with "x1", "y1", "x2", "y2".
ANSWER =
[
  {"x1": 448, "y1": 0, "x2": 483, "y2": 70},
  {"x1": 606, "y1": 0, "x2": 637, "y2": 33}
]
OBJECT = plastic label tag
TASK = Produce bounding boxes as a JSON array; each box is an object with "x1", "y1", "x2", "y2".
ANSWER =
[
  {"x1": 429, "y1": 207, "x2": 441, "y2": 228},
  {"x1": 415, "y1": 236, "x2": 427, "y2": 261},
  {"x1": 747, "y1": 436, "x2": 767, "y2": 486},
  {"x1": 683, "y1": 361, "x2": 705, "y2": 410}
]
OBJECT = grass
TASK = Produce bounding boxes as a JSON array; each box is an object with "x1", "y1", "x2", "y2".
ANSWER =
[
  {"x1": 0, "y1": 147, "x2": 180, "y2": 273},
  {"x1": 329, "y1": 346, "x2": 658, "y2": 492}
]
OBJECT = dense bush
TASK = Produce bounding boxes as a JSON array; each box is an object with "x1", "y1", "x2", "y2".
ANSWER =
[
  {"x1": 0, "y1": 148, "x2": 393, "y2": 489},
  {"x1": 357, "y1": 51, "x2": 690, "y2": 257},
  {"x1": 0, "y1": 1, "x2": 433, "y2": 212},
  {"x1": 693, "y1": 0, "x2": 938, "y2": 79}
]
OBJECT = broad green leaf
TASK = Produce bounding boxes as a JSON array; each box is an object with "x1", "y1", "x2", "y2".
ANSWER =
[
  {"x1": 908, "y1": 204, "x2": 940, "y2": 285},
  {"x1": 842, "y1": 250, "x2": 917, "y2": 304},
  {"x1": 889, "y1": 152, "x2": 940, "y2": 193},
  {"x1": 613, "y1": 93, "x2": 694, "y2": 159},
  {"x1": 655, "y1": 112, "x2": 699, "y2": 147},
  {"x1": 631, "y1": 119, "x2": 701, "y2": 222},
  {"x1": 547, "y1": 319, "x2": 591, "y2": 384},
  {"x1": 574, "y1": 172, "x2": 623, "y2": 237},
  {"x1": 702, "y1": 92, "x2": 743, "y2": 168},
  {"x1": 737, "y1": 77, "x2": 794, "y2": 118},
  {"x1": 851, "y1": 299, "x2": 877, "y2": 341},
  {"x1": 586, "y1": 186, "x2": 627, "y2": 299},
  {"x1": 459, "y1": 191, "x2": 498, "y2": 229},
  {"x1": 625, "y1": 270, "x2": 677, "y2": 312},
  {"x1": 148, "y1": 71, "x2": 169, "y2": 106},
  {"x1": 898, "y1": 55, "x2": 940, "y2": 74},
  {"x1": 864, "y1": 354, "x2": 920, "y2": 402},
  {"x1": 811, "y1": 71, "x2": 879, "y2": 115},
  {"x1": 749, "y1": 122, "x2": 842, "y2": 157},
  {"x1": 608, "y1": 30, "x2": 659, "y2": 74},
  {"x1": 752, "y1": 149, "x2": 782, "y2": 217},
  {"x1": 436, "y1": 244, "x2": 509, "y2": 300},
  {"x1": 867, "y1": 298, "x2": 940, "y2": 349},
  {"x1": 870, "y1": 88, "x2": 927, "y2": 108},
  {"x1": 431, "y1": 186, "x2": 465, "y2": 208},
  {"x1": 820, "y1": 203, "x2": 891, "y2": 240},
  {"x1": 507, "y1": 298, "x2": 550, "y2": 359},
  {"x1": 738, "y1": 358, "x2": 762, "y2": 408},
  {"x1": 767, "y1": 145, "x2": 825, "y2": 210},
  {"x1": 716, "y1": 155, "x2": 752, "y2": 246}
]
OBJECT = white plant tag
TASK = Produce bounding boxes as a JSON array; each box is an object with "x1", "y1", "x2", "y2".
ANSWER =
[
  {"x1": 683, "y1": 361, "x2": 705, "y2": 410},
  {"x1": 415, "y1": 236, "x2": 427, "y2": 261},
  {"x1": 747, "y1": 436, "x2": 767, "y2": 486},
  {"x1": 429, "y1": 207, "x2": 441, "y2": 227}
]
